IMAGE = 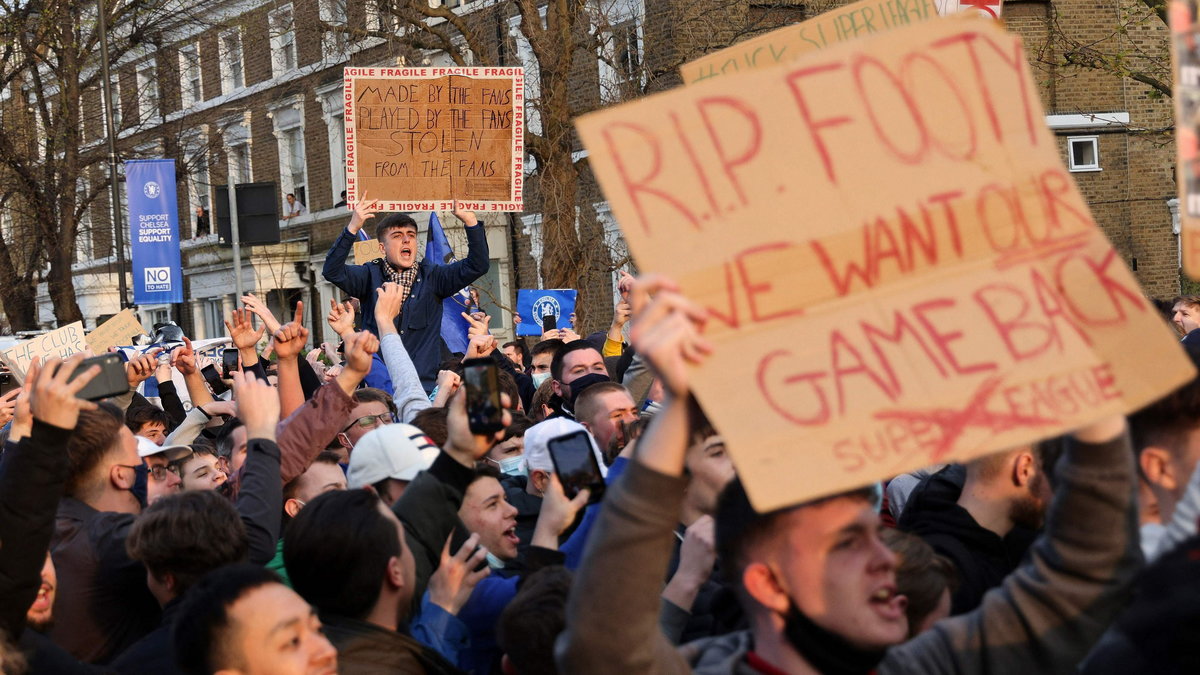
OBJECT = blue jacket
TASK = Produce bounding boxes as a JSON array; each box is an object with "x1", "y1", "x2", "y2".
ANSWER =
[{"x1": 322, "y1": 224, "x2": 490, "y2": 391}]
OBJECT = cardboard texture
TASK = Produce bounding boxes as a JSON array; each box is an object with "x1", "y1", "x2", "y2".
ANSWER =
[
  {"x1": 85, "y1": 309, "x2": 148, "y2": 354},
  {"x1": 1170, "y1": 0, "x2": 1200, "y2": 278},
  {"x1": 354, "y1": 239, "x2": 383, "y2": 265},
  {"x1": 577, "y1": 17, "x2": 1195, "y2": 511},
  {"x1": 344, "y1": 67, "x2": 525, "y2": 213},
  {"x1": 1, "y1": 321, "x2": 87, "y2": 382},
  {"x1": 679, "y1": 0, "x2": 938, "y2": 85}
]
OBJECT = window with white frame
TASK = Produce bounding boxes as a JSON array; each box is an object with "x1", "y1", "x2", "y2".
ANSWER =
[
  {"x1": 219, "y1": 29, "x2": 245, "y2": 93},
  {"x1": 187, "y1": 149, "x2": 211, "y2": 236},
  {"x1": 365, "y1": 0, "x2": 393, "y2": 33},
  {"x1": 284, "y1": 127, "x2": 307, "y2": 206},
  {"x1": 318, "y1": 84, "x2": 346, "y2": 205},
  {"x1": 76, "y1": 180, "x2": 93, "y2": 263},
  {"x1": 136, "y1": 60, "x2": 159, "y2": 121},
  {"x1": 270, "y1": 100, "x2": 307, "y2": 207},
  {"x1": 203, "y1": 298, "x2": 225, "y2": 340},
  {"x1": 319, "y1": 0, "x2": 348, "y2": 51},
  {"x1": 1068, "y1": 136, "x2": 1100, "y2": 172},
  {"x1": 178, "y1": 44, "x2": 202, "y2": 108},
  {"x1": 269, "y1": 5, "x2": 298, "y2": 76},
  {"x1": 597, "y1": 0, "x2": 644, "y2": 105},
  {"x1": 230, "y1": 142, "x2": 251, "y2": 183}
]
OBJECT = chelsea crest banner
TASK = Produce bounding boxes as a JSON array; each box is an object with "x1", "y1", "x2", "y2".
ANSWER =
[{"x1": 126, "y1": 159, "x2": 184, "y2": 304}]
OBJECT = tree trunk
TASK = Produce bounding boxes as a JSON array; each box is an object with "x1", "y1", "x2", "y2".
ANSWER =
[{"x1": 46, "y1": 235, "x2": 83, "y2": 325}]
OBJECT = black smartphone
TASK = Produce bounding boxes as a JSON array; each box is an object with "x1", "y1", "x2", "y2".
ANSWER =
[
  {"x1": 65, "y1": 354, "x2": 130, "y2": 401},
  {"x1": 541, "y1": 312, "x2": 557, "y2": 333},
  {"x1": 0, "y1": 371, "x2": 15, "y2": 398},
  {"x1": 221, "y1": 348, "x2": 240, "y2": 378},
  {"x1": 201, "y1": 363, "x2": 230, "y2": 396},
  {"x1": 462, "y1": 357, "x2": 504, "y2": 434},
  {"x1": 547, "y1": 429, "x2": 606, "y2": 504}
]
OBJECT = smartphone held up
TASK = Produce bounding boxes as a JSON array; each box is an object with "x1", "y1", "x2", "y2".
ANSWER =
[{"x1": 463, "y1": 357, "x2": 504, "y2": 435}]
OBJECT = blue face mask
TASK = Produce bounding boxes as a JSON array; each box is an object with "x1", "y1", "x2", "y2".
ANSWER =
[
  {"x1": 486, "y1": 552, "x2": 507, "y2": 570},
  {"x1": 493, "y1": 455, "x2": 526, "y2": 477},
  {"x1": 531, "y1": 372, "x2": 551, "y2": 389}
]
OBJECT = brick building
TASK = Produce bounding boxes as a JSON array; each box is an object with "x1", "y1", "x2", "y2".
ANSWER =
[{"x1": 21, "y1": 0, "x2": 1182, "y2": 341}]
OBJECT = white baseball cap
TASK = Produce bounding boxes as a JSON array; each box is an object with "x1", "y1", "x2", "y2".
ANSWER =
[
  {"x1": 136, "y1": 435, "x2": 191, "y2": 461},
  {"x1": 348, "y1": 423, "x2": 438, "y2": 488},
  {"x1": 523, "y1": 418, "x2": 607, "y2": 478}
]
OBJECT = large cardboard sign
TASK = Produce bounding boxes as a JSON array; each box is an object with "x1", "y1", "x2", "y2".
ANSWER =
[
  {"x1": 679, "y1": 0, "x2": 938, "y2": 85},
  {"x1": 344, "y1": 67, "x2": 524, "y2": 213},
  {"x1": 354, "y1": 239, "x2": 383, "y2": 265},
  {"x1": 578, "y1": 17, "x2": 1194, "y2": 510},
  {"x1": 86, "y1": 309, "x2": 148, "y2": 354},
  {"x1": 1, "y1": 322, "x2": 87, "y2": 382},
  {"x1": 1170, "y1": 0, "x2": 1200, "y2": 278}
]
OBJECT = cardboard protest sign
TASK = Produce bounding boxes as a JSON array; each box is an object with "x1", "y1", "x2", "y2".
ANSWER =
[
  {"x1": 516, "y1": 289, "x2": 578, "y2": 336},
  {"x1": 577, "y1": 17, "x2": 1194, "y2": 511},
  {"x1": 935, "y1": 0, "x2": 1003, "y2": 18},
  {"x1": 86, "y1": 309, "x2": 147, "y2": 354},
  {"x1": 679, "y1": 0, "x2": 937, "y2": 85},
  {"x1": 1170, "y1": 0, "x2": 1200, "y2": 278},
  {"x1": 354, "y1": 239, "x2": 383, "y2": 265},
  {"x1": 344, "y1": 66, "x2": 524, "y2": 213},
  {"x1": 1, "y1": 322, "x2": 87, "y2": 382}
]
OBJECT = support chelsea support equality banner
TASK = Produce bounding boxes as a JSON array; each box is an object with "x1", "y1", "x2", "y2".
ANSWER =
[{"x1": 126, "y1": 159, "x2": 183, "y2": 304}]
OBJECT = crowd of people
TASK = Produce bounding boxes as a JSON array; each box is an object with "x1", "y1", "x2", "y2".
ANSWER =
[{"x1": 4, "y1": 200, "x2": 1200, "y2": 674}]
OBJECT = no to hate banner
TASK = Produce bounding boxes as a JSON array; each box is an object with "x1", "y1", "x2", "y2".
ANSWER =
[
  {"x1": 578, "y1": 17, "x2": 1194, "y2": 511},
  {"x1": 344, "y1": 67, "x2": 525, "y2": 213},
  {"x1": 127, "y1": 159, "x2": 184, "y2": 305}
]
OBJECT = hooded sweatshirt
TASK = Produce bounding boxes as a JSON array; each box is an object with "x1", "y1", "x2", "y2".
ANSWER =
[{"x1": 897, "y1": 465, "x2": 1036, "y2": 615}]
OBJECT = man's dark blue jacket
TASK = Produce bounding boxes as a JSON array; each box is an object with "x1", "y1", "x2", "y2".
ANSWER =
[{"x1": 322, "y1": 223, "x2": 489, "y2": 391}]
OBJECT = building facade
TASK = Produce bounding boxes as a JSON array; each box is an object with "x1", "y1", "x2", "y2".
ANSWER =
[{"x1": 13, "y1": 0, "x2": 1182, "y2": 341}]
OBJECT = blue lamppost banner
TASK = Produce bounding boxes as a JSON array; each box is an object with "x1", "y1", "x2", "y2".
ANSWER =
[
  {"x1": 126, "y1": 159, "x2": 183, "y2": 304},
  {"x1": 516, "y1": 289, "x2": 577, "y2": 336}
]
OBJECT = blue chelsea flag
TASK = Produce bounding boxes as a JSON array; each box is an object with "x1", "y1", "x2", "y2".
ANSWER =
[
  {"x1": 127, "y1": 160, "x2": 183, "y2": 304},
  {"x1": 426, "y1": 212, "x2": 473, "y2": 354},
  {"x1": 517, "y1": 289, "x2": 577, "y2": 337}
]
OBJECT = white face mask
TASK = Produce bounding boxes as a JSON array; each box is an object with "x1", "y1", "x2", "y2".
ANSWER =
[
  {"x1": 531, "y1": 372, "x2": 551, "y2": 388},
  {"x1": 486, "y1": 552, "x2": 507, "y2": 569}
]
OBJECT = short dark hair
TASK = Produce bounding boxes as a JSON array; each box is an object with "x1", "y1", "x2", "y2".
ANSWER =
[
  {"x1": 411, "y1": 407, "x2": 449, "y2": 447},
  {"x1": 551, "y1": 341, "x2": 603, "y2": 383},
  {"x1": 502, "y1": 340, "x2": 529, "y2": 365},
  {"x1": 881, "y1": 529, "x2": 958, "y2": 639},
  {"x1": 715, "y1": 477, "x2": 875, "y2": 597},
  {"x1": 126, "y1": 404, "x2": 171, "y2": 435},
  {"x1": 374, "y1": 213, "x2": 418, "y2": 240},
  {"x1": 282, "y1": 451, "x2": 343, "y2": 504},
  {"x1": 353, "y1": 387, "x2": 397, "y2": 417},
  {"x1": 531, "y1": 338, "x2": 565, "y2": 363},
  {"x1": 502, "y1": 412, "x2": 534, "y2": 441},
  {"x1": 530, "y1": 379, "x2": 556, "y2": 422},
  {"x1": 173, "y1": 564, "x2": 282, "y2": 675},
  {"x1": 497, "y1": 369, "x2": 519, "y2": 409},
  {"x1": 66, "y1": 402, "x2": 126, "y2": 497},
  {"x1": 126, "y1": 491, "x2": 248, "y2": 595},
  {"x1": 1131, "y1": 356, "x2": 1200, "y2": 462},
  {"x1": 213, "y1": 418, "x2": 244, "y2": 461},
  {"x1": 284, "y1": 489, "x2": 400, "y2": 620},
  {"x1": 574, "y1": 382, "x2": 633, "y2": 424},
  {"x1": 496, "y1": 566, "x2": 573, "y2": 675}
]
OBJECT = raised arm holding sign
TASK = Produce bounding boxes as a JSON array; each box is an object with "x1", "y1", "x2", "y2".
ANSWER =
[{"x1": 576, "y1": 15, "x2": 1192, "y2": 511}]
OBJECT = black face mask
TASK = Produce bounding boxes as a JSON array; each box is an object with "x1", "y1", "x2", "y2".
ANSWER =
[
  {"x1": 128, "y1": 463, "x2": 149, "y2": 510},
  {"x1": 566, "y1": 373, "x2": 611, "y2": 408},
  {"x1": 782, "y1": 600, "x2": 886, "y2": 675}
]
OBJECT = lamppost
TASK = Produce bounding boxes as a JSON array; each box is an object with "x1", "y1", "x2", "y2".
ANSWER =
[{"x1": 96, "y1": 0, "x2": 129, "y2": 308}]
